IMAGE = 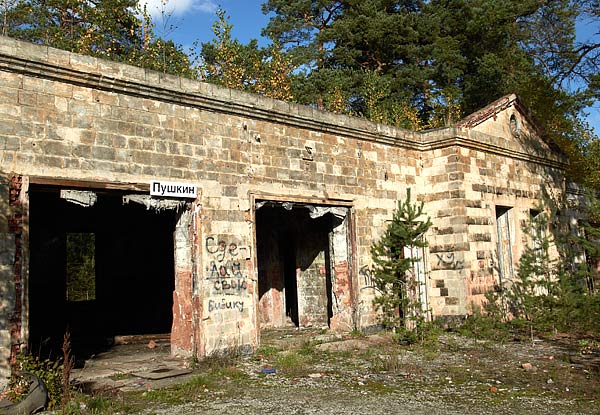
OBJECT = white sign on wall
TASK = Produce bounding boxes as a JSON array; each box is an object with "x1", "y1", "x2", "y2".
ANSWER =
[{"x1": 150, "y1": 180, "x2": 197, "y2": 199}]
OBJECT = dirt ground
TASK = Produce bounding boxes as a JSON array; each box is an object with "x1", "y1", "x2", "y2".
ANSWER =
[{"x1": 58, "y1": 327, "x2": 600, "y2": 415}]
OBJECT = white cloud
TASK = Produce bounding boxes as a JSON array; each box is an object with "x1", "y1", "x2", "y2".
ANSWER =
[
  {"x1": 139, "y1": 0, "x2": 217, "y2": 18},
  {"x1": 193, "y1": 0, "x2": 218, "y2": 13}
]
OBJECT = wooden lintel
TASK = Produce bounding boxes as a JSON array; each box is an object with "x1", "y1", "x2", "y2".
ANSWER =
[
  {"x1": 28, "y1": 176, "x2": 149, "y2": 192},
  {"x1": 249, "y1": 192, "x2": 354, "y2": 207}
]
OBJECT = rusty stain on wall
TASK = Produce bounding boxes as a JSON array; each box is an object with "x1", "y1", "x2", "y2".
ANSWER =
[{"x1": 0, "y1": 37, "x2": 577, "y2": 378}]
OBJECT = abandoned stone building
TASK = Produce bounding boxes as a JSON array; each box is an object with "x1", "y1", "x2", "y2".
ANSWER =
[{"x1": 0, "y1": 36, "x2": 572, "y2": 379}]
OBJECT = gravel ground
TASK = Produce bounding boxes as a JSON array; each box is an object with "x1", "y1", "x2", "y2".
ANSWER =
[
  {"x1": 144, "y1": 387, "x2": 595, "y2": 415},
  {"x1": 125, "y1": 329, "x2": 600, "y2": 415}
]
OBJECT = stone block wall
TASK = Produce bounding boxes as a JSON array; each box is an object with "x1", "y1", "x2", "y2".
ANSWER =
[
  {"x1": 0, "y1": 36, "x2": 426, "y2": 361},
  {"x1": 420, "y1": 125, "x2": 565, "y2": 317},
  {"x1": 0, "y1": 37, "x2": 570, "y2": 374},
  {"x1": 421, "y1": 145, "x2": 470, "y2": 316}
]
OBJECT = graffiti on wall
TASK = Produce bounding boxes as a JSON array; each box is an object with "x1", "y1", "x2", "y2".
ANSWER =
[
  {"x1": 208, "y1": 298, "x2": 244, "y2": 312},
  {"x1": 359, "y1": 265, "x2": 375, "y2": 290},
  {"x1": 205, "y1": 236, "x2": 250, "y2": 314},
  {"x1": 434, "y1": 252, "x2": 464, "y2": 270}
]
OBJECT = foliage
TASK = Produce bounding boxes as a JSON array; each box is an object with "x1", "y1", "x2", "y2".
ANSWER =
[
  {"x1": 62, "y1": 331, "x2": 74, "y2": 413},
  {"x1": 370, "y1": 189, "x2": 432, "y2": 335},
  {"x1": 196, "y1": 8, "x2": 294, "y2": 100},
  {"x1": 141, "y1": 374, "x2": 218, "y2": 405},
  {"x1": 274, "y1": 350, "x2": 312, "y2": 377},
  {"x1": 261, "y1": 0, "x2": 600, "y2": 166},
  {"x1": 66, "y1": 233, "x2": 95, "y2": 302},
  {"x1": 262, "y1": 0, "x2": 341, "y2": 107},
  {"x1": 578, "y1": 136, "x2": 600, "y2": 190},
  {"x1": 464, "y1": 197, "x2": 600, "y2": 341},
  {"x1": 456, "y1": 305, "x2": 513, "y2": 342},
  {"x1": 8, "y1": 351, "x2": 64, "y2": 409},
  {"x1": 5, "y1": 332, "x2": 74, "y2": 411},
  {"x1": 506, "y1": 211, "x2": 558, "y2": 336},
  {"x1": 1, "y1": 0, "x2": 141, "y2": 58},
  {"x1": 392, "y1": 319, "x2": 442, "y2": 347},
  {"x1": 199, "y1": 345, "x2": 243, "y2": 372},
  {"x1": 0, "y1": 0, "x2": 192, "y2": 76}
]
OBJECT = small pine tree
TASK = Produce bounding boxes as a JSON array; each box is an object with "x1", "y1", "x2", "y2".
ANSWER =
[
  {"x1": 506, "y1": 210, "x2": 558, "y2": 339},
  {"x1": 370, "y1": 189, "x2": 432, "y2": 333},
  {"x1": 500, "y1": 201, "x2": 600, "y2": 339}
]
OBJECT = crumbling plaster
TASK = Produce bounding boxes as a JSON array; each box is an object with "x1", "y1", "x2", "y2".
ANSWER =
[{"x1": 0, "y1": 36, "x2": 570, "y2": 378}]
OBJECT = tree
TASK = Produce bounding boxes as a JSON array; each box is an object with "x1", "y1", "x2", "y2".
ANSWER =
[
  {"x1": 133, "y1": 4, "x2": 193, "y2": 76},
  {"x1": 197, "y1": 8, "x2": 294, "y2": 100},
  {"x1": 66, "y1": 233, "x2": 96, "y2": 302},
  {"x1": 262, "y1": 0, "x2": 597, "y2": 140},
  {"x1": 2, "y1": 0, "x2": 142, "y2": 59},
  {"x1": 0, "y1": 0, "x2": 19, "y2": 36},
  {"x1": 490, "y1": 200, "x2": 600, "y2": 338},
  {"x1": 262, "y1": 0, "x2": 342, "y2": 107},
  {"x1": 370, "y1": 189, "x2": 432, "y2": 333},
  {"x1": 262, "y1": 0, "x2": 342, "y2": 70},
  {"x1": 0, "y1": 0, "x2": 192, "y2": 76},
  {"x1": 322, "y1": 1, "x2": 434, "y2": 124}
]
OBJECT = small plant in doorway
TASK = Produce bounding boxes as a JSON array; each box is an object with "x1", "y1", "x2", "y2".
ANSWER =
[
  {"x1": 5, "y1": 331, "x2": 75, "y2": 412},
  {"x1": 8, "y1": 351, "x2": 64, "y2": 410},
  {"x1": 370, "y1": 189, "x2": 432, "y2": 342},
  {"x1": 62, "y1": 331, "x2": 75, "y2": 414}
]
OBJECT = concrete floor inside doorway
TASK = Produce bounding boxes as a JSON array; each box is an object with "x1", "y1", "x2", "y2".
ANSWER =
[
  {"x1": 69, "y1": 327, "x2": 343, "y2": 394},
  {"x1": 71, "y1": 335, "x2": 192, "y2": 394}
]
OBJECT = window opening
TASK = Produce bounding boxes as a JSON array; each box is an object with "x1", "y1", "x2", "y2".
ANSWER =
[
  {"x1": 495, "y1": 206, "x2": 514, "y2": 286},
  {"x1": 66, "y1": 232, "x2": 96, "y2": 302},
  {"x1": 509, "y1": 114, "x2": 520, "y2": 137}
]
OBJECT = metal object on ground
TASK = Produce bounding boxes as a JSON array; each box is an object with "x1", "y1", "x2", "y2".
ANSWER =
[{"x1": 0, "y1": 372, "x2": 48, "y2": 415}]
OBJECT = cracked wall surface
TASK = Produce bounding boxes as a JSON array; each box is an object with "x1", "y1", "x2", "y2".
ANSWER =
[{"x1": 0, "y1": 37, "x2": 570, "y2": 373}]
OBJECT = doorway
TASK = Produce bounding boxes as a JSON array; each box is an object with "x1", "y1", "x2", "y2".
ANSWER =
[
  {"x1": 256, "y1": 201, "x2": 350, "y2": 329},
  {"x1": 28, "y1": 185, "x2": 177, "y2": 362}
]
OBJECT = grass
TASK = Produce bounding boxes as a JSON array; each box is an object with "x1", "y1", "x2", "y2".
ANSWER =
[
  {"x1": 275, "y1": 351, "x2": 312, "y2": 377},
  {"x1": 56, "y1": 327, "x2": 600, "y2": 414},
  {"x1": 255, "y1": 345, "x2": 280, "y2": 358},
  {"x1": 108, "y1": 372, "x2": 131, "y2": 381},
  {"x1": 363, "y1": 380, "x2": 395, "y2": 394},
  {"x1": 126, "y1": 350, "x2": 250, "y2": 408},
  {"x1": 139, "y1": 374, "x2": 218, "y2": 405},
  {"x1": 199, "y1": 347, "x2": 244, "y2": 371},
  {"x1": 297, "y1": 340, "x2": 317, "y2": 356},
  {"x1": 370, "y1": 353, "x2": 403, "y2": 373},
  {"x1": 62, "y1": 391, "x2": 135, "y2": 415}
]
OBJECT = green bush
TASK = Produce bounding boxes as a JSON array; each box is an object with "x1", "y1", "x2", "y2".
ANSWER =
[{"x1": 8, "y1": 352, "x2": 64, "y2": 409}]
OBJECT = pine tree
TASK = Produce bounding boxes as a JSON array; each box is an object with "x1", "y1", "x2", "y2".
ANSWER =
[
  {"x1": 497, "y1": 201, "x2": 600, "y2": 339},
  {"x1": 262, "y1": 0, "x2": 342, "y2": 108},
  {"x1": 370, "y1": 189, "x2": 432, "y2": 332}
]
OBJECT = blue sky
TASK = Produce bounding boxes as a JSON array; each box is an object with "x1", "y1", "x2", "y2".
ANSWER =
[
  {"x1": 140, "y1": 0, "x2": 599, "y2": 136},
  {"x1": 140, "y1": 0, "x2": 270, "y2": 49}
]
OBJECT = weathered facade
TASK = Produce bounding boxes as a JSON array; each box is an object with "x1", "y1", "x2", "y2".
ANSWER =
[{"x1": 0, "y1": 37, "x2": 569, "y2": 379}]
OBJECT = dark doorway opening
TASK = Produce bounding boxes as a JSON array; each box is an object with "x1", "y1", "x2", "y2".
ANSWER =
[
  {"x1": 28, "y1": 186, "x2": 177, "y2": 364},
  {"x1": 256, "y1": 202, "x2": 342, "y2": 329}
]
